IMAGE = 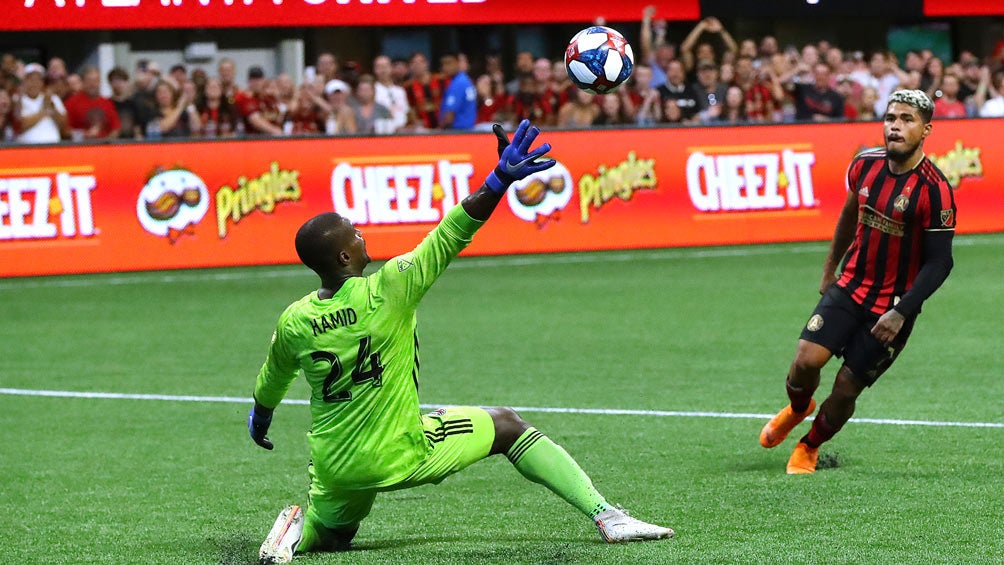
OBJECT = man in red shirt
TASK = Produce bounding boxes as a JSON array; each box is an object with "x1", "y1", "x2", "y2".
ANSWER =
[
  {"x1": 759, "y1": 90, "x2": 955, "y2": 474},
  {"x1": 64, "y1": 66, "x2": 120, "y2": 140}
]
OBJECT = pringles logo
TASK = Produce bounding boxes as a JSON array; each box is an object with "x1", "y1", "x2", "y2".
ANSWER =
[
  {"x1": 686, "y1": 146, "x2": 817, "y2": 212},
  {"x1": 928, "y1": 141, "x2": 982, "y2": 188},
  {"x1": 578, "y1": 151, "x2": 656, "y2": 223},
  {"x1": 135, "y1": 168, "x2": 209, "y2": 243},
  {"x1": 330, "y1": 156, "x2": 474, "y2": 225},
  {"x1": 507, "y1": 161, "x2": 573, "y2": 228},
  {"x1": 216, "y1": 162, "x2": 301, "y2": 238}
]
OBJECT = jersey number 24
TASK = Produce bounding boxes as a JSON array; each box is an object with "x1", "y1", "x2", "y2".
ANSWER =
[{"x1": 311, "y1": 336, "x2": 385, "y2": 402}]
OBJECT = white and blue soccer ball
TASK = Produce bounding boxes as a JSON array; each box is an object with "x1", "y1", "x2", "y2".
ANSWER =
[{"x1": 564, "y1": 26, "x2": 634, "y2": 94}]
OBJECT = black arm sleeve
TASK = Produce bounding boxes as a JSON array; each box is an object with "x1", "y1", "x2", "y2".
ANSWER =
[
  {"x1": 893, "y1": 230, "x2": 954, "y2": 318},
  {"x1": 460, "y1": 185, "x2": 505, "y2": 222}
]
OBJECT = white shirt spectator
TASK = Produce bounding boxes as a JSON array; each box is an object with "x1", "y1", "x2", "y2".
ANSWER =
[
  {"x1": 849, "y1": 70, "x2": 899, "y2": 117},
  {"x1": 980, "y1": 95, "x2": 1004, "y2": 117},
  {"x1": 17, "y1": 93, "x2": 65, "y2": 144},
  {"x1": 374, "y1": 81, "x2": 409, "y2": 132}
]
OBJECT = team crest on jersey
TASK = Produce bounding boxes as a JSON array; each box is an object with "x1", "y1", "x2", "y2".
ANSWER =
[
  {"x1": 894, "y1": 194, "x2": 910, "y2": 212},
  {"x1": 806, "y1": 314, "x2": 824, "y2": 332},
  {"x1": 397, "y1": 257, "x2": 414, "y2": 272},
  {"x1": 940, "y1": 209, "x2": 954, "y2": 227}
]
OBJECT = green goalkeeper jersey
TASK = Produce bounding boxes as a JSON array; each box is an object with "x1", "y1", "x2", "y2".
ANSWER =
[{"x1": 254, "y1": 205, "x2": 484, "y2": 489}]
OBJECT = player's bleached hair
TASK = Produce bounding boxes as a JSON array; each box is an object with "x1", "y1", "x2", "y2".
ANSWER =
[{"x1": 887, "y1": 89, "x2": 934, "y2": 123}]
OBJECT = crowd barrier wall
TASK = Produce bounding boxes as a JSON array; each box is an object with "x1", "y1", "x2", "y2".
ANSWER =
[{"x1": 0, "y1": 120, "x2": 996, "y2": 277}]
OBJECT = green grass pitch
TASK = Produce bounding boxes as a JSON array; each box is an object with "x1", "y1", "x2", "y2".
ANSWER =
[{"x1": 1, "y1": 234, "x2": 1002, "y2": 564}]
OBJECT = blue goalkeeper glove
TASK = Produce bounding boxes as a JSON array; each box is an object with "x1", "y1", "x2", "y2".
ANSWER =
[
  {"x1": 485, "y1": 119, "x2": 556, "y2": 194},
  {"x1": 247, "y1": 402, "x2": 274, "y2": 450}
]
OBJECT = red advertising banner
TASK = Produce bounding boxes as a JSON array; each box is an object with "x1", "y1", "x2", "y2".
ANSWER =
[
  {"x1": 924, "y1": 0, "x2": 1004, "y2": 16},
  {"x1": 3, "y1": 0, "x2": 698, "y2": 31},
  {"x1": 0, "y1": 120, "x2": 999, "y2": 278}
]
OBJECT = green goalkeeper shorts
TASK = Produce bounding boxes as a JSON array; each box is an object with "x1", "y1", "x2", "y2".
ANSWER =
[{"x1": 306, "y1": 406, "x2": 495, "y2": 529}]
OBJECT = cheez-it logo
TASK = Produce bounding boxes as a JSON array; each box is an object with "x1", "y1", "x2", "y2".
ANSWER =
[
  {"x1": 686, "y1": 146, "x2": 817, "y2": 212},
  {"x1": 0, "y1": 171, "x2": 97, "y2": 241}
]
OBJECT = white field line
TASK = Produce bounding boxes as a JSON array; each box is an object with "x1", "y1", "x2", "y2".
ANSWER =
[
  {"x1": 1, "y1": 387, "x2": 1001, "y2": 429},
  {"x1": 1, "y1": 233, "x2": 1000, "y2": 291}
]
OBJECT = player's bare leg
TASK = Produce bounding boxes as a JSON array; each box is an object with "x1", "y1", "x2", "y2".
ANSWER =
[
  {"x1": 761, "y1": 340, "x2": 830, "y2": 448},
  {"x1": 788, "y1": 366, "x2": 865, "y2": 474},
  {"x1": 487, "y1": 407, "x2": 674, "y2": 543}
]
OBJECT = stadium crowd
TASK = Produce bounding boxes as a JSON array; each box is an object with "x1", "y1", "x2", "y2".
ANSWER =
[{"x1": 2, "y1": 9, "x2": 1004, "y2": 144}]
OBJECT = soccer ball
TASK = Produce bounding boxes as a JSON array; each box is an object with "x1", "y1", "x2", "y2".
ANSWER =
[{"x1": 564, "y1": 26, "x2": 634, "y2": 94}]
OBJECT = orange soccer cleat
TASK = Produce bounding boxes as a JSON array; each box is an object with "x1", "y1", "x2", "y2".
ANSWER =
[
  {"x1": 786, "y1": 441, "x2": 820, "y2": 474},
  {"x1": 759, "y1": 398, "x2": 816, "y2": 448}
]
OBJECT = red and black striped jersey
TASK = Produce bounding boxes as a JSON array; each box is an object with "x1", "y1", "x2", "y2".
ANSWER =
[{"x1": 836, "y1": 149, "x2": 957, "y2": 315}]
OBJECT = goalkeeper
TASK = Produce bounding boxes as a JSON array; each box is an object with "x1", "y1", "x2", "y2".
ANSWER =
[{"x1": 248, "y1": 120, "x2": 674, "y2": 563}]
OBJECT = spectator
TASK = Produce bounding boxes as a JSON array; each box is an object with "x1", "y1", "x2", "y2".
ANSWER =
[
  {"x1": 191, "y1": 68, "x2": 209, "y2": 104},
  {"x1": 14, "y1": 63, "x2": 67, "y2": 144},
  {"x1": 658, "y1": 60, "x2": 701, "y2": 123},
  {"x1": 323, "y1": 79, "x2": 357, "y2": 135},
  {"x1": 286, "y1": 82, "x2": 327, "y2": 135},
  {"x1": 390, "y1": 58, "x2": 410, "y2": 86},
  {"x1": 438, "y1": 53, "x2": 477, "y2": 130},
  {"x1": 1, "y1": 53, "x2": 19, "y2": 93},
  {"x1": 276, "y1": 73, "x2": 296, "y2": 110},
  {"x1": 372, "y1": 55, "x2": 409, "y2": 132},
  {"x1": 108, "y1": 67, "x2": 141, "y2": 138},
  {"x1": 169, "y1": 64, "x2": 188, "y2": 90},
  {"x1": 660, "y1": 98, "x2": 685, "y2": 124},
  {"x1": 593, "y1": 92, "x2": 633, "y2": 126},
  {"x1": 557, "y1": 88, "x2": 600, "y2": 128},
  {"x1": 405, "y1": 52, "x2": 445, "y2": 130},
  {"x1": 835, "y1": 76, "x2": 860, "y2": 120},
  {"x1": 507, "y1": 75, "x2": 556, "y2": 126},
  {"x1": 855, "y1": 86, "x2": 879, "y2": 121},
  {"x1": 978, "y1": 69, "x2": 1004, "y2": 117},
  {"x1": 474, "y1": 74, "x2": 505, "y2": 127},
  {"x1": 505, "y1": 51, "x2": 535, "y2": 95},
  {"x1": 196, "y1": 76, "x2": 241, "y2": 137},
  {"x1": 640, "y1": 5, "x2": 676, "y2": 88},
  {"x1": 635, "y1": 89, "x2": 662, "y2": 125},
  {"x1": 921, "y1": 57, "x2": 944, "y2": 101},
  {"x1": 530, "y1": 58, "x2": 562, "y2": 126},
  {"x1": 849, "y1": 51, "x2": 901, "y2": 117},
  {"x1": 65, "y1": 74, "x2": 83, "y2": 100},
  {"x1": 131, "y1": 59, "x2": 159, "y2": 136},
  {"x1": 680, "y1": 17, "x2": 738, "y2": 73},
  {"x1": 237, "y1": 66, "x2": 284, "y2": 136},
  {"x1": 713, "y1": 85, "x2": 746, "y2": 124},
  {"x1": 550, "y1": 59, "x2": 577, "y2": 108},
  {"x1": 932, "y1": 74, "x2": 966, "y2": 119},
  {"x1": 791, "y1": 63, "x2": 845, "y2": 121},
  {"x1": 956, "y1": 51, "x2": 980, "y2": 99},
  {"x1": 692, "y1": 59, "x2": 728, "y2": 117},
  {"x1": 217, "y1": 58, "x2": 239, "y2": 105},
  {"x1": 313, "y1": 52, "x2": 338, "y2": 85},
  {"x1": 64, "y1": 66, "x2": 121, "y2": 140},
  {"x1": 733, "y1": 56, "x2": 778, "y2": 123},
  {"x1": 0, "y1": 88, "x2": 14, "y2": 141},
  {"x1": 151, "y1": 79, "x2": 199, "y2": 138},
  {"x1": 47, "y1": 57, "x2": 70, "y2": 100},
  {"x1": 622, "y1": 63, "x2": 656, "y2": 114},
  {"x1": 352, "y1": 75, "x2": 394, "y2": 135},
  {"x1": 738, "y1": 39, "x2": 758, "y2": 60}
]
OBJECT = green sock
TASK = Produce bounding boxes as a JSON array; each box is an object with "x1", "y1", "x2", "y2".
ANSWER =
[{"x1": 507, "y1": 427, "x2": 614, "y2": 519}]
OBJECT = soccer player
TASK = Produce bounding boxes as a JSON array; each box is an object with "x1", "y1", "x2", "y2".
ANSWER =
[
  {"x1": 248, "y1": 120, "x2": 674, "y2": 563},
  {"x1": 760, "y1": 90, "x2": 956, "y2": 474}
]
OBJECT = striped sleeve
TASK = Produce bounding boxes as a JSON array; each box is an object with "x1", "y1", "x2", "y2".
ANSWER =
[{"x1": 921, "y1": 161, "x2": 956, "y2": 232}]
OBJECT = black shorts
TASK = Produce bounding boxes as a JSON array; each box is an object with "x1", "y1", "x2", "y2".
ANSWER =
[{"x1": 799, "y1": 285, "x2": 916, "y2": 386}]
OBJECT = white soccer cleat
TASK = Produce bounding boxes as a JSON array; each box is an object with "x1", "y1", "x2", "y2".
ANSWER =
[
  {"x1": 595, "y1": 507, "x2": 674, "y2": 543},
  {"x1": 258, "y1": 505, "x2": 304, "y2": 564}
]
